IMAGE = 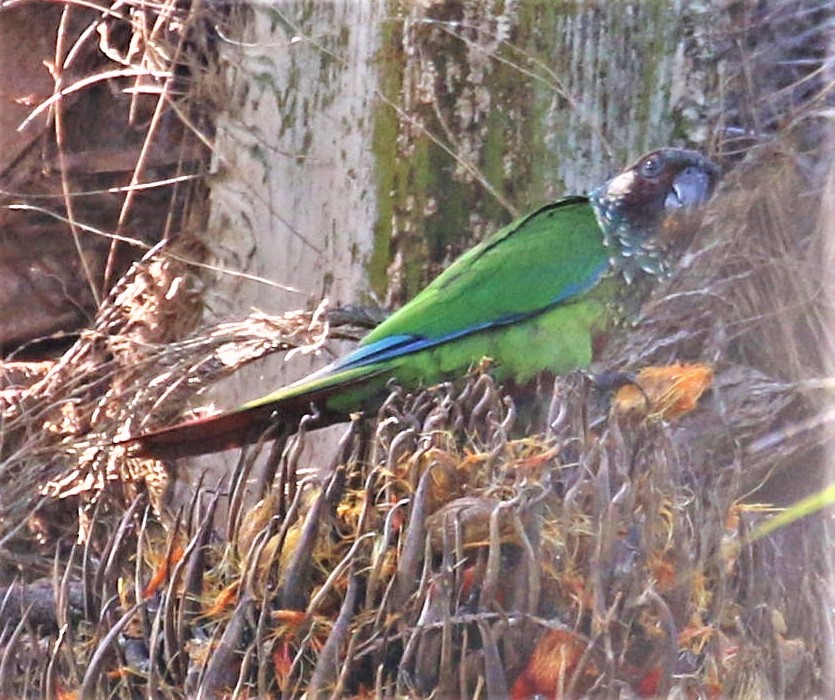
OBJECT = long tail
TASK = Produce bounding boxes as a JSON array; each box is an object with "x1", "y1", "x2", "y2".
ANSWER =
[
  {"x1": 120, "y1": 398, "x2": 309, "y2": 460},
  {"x1": 119, "y1": 364, "x2": 388, "y2": 460}
]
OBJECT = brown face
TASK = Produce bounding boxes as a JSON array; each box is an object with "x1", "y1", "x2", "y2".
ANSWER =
[{"x1": 605, "y1": 148, "x2": 721, "y2": 250}]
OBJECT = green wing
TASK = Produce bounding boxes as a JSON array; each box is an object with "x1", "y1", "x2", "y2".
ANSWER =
[
  {"x1": 360, "y1": 196, "x2": 609, "y2": 345},
  {"x1": 128, "y1": 196, "x2": 614, "y2": 458},
  {"x1": 238, "y1": 195, "x2": 612, "y2": 411}
]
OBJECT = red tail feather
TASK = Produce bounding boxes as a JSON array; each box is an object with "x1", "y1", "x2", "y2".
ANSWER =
[{"x1": 118, "y1": 406, "x2": 277, "y2": 459}]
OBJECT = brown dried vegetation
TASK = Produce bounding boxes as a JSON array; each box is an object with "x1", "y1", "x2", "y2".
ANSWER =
[{"x1": 0, "y1": 1, "x2": 832, "y2": 698}]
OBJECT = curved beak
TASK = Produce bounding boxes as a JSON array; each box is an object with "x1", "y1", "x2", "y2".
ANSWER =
[{"x1": 664, "y1": 165, "x2": 718, "y2": 211}]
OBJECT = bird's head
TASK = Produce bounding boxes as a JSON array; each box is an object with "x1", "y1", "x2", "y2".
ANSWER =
[{"x1": 589, "y1": 148, "x2": 721, "y2": 282}]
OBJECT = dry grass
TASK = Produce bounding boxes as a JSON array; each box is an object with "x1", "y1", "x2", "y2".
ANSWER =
[
  {"x1": 0, "y1": 0, "x2": 832, "y2": 698},
  {"x1": 0, "y1": 154, "x2": 830, "y2": 696}
]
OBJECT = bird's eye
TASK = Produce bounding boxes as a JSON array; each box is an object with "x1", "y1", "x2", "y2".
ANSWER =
[{"x1": 640, "y1": 154, "x2": 663, "y2": 178}]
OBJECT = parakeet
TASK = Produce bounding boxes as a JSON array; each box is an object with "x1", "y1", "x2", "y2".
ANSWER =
[{"x1": 123, "y1": 148, "x2": 719, "y2": 459}]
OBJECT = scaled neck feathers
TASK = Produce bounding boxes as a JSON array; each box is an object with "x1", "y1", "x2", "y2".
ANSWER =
[
  {"x1": 588, "y1": 187, "x2": 668, "y2": 285},
  {"x1": 586, "y1": 148, "x2": 720, "y2": 285}
]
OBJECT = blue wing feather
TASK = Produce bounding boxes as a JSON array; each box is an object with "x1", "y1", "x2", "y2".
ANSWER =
[{"x1": 335, "y1": 258, "x2": 608, "y2": 371}]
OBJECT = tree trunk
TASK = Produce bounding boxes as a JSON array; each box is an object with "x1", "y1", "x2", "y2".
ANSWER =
[{"x1": 202, "y1": 0, "x2": 716, "y2": 471}]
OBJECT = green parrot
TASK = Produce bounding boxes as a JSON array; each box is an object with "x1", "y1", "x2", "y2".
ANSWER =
[{"x1": 124, "y1": 148, "x2": 719, "y2": 459}]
